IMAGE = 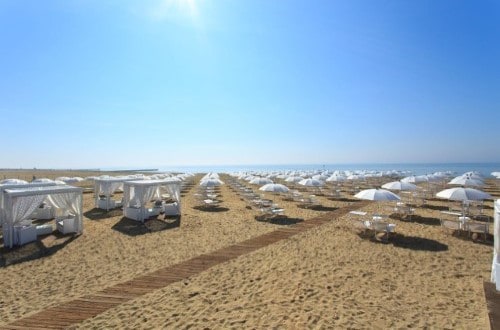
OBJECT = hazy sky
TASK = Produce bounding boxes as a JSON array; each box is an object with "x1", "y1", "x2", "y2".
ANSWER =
[{"x1": 1, "y1": 0, "x2": 499, "y2": 169}]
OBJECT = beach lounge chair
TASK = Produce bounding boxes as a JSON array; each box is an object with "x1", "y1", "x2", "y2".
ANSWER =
[
  {"x1": 353, "y1": 219, "x2": 395, "y2": 242},
  {"x1": 260, "y1": 205, "x2": 284, "y2": 217},
  {"x1": 466, "y1": 222, "x2": 489, "y2": 242},
  {"x1": 56, "y1": 215, "x2": 77, "y2": 235},
  {"x1": 440, "y1": 219, "x2": 462, "y2": 235},
  {"x1": 352, "y1": 219, "x2": 371, "y2": 235},
  {"x1": 371, "y1": 221, "x2": 396, "y2": 242}
]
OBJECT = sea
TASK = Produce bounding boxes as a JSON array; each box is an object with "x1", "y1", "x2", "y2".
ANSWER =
[{"x1": 153, "y1": 163, "x2": 500, "y2": 178}]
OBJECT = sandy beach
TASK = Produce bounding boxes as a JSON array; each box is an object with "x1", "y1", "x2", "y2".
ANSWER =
[{"x1": 0, "y1": 170, "x2": 498, "y2": 329}]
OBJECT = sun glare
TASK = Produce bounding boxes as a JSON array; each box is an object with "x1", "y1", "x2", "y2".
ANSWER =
[{"x1": 153, "y1": 0, "x2": 200, "y2": 21}]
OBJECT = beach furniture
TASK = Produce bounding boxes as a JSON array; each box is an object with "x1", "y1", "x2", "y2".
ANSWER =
[
  {"x1": 0, "y1": 181, "x2": 58, "y2": 225},
  {"x1": 391, "y1": 202, "x2": 415, "y2": 220},
  {"x1": 257, "y1": 204, "x2": 284, "y2": 218},
  {"x1": 94, "y1": 176, "x2": 141, "y2": 211},
  {"x1": 2, "y1": 185, "x2": 83, "y2": 248},
  {"x1": 123, "y1": 180, "x2": 182, "y2": 222},
  {"x1": 56, "y1": 215, "x2": 78, "y2": 235},
  {"x1": 296, "y1": 195, "x2": 320, "y2": 208},
  {"x1": 352, "y1": 218, "x2": 395, "y2": 242}
]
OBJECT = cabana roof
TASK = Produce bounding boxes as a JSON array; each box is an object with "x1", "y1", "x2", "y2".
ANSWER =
[
  {"x1": 123, "y1": 179, "x2": 181, "y2": 187},
  {"x1": 4, "y1": 185, "x2": 83, "y2": 197},
  {"x1": 93, "y1": 176, "x2": 139, "y2": 183}
]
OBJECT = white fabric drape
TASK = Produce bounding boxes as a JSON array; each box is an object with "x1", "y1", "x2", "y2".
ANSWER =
[
  {"x1": 128, "y1": 186, "x2": 141, "y2": 208},
  {"x1": 163, "y1": 183, "x2": 181, "y2": 209},
  {"x1": 10, "y1": 195, "x2": 46, "y2": 226},
  {"x1": 141, "y1": 186, "x2": 157, "y2": 206},
  {"x1": 47, "y1": 192, "x2": 83, "y2": 233},
  {"x1": 3, "y1": 194, "x2": 46, "y2": 248},
  {"x1": 95, "y1": 181, "x2": 125, "y2": 208}
]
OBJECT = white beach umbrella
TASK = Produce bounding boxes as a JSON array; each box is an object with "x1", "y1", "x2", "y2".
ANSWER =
[
  {"x1": 401, "y1": 175, "x2": 429, "y2": 183},
  {"x1": 448, "y1": 176, "x2": 484, "y2": 187},
  {"x1": 165, "y1": 177, "x2": 182, "y2": 183},
  {"x1": 326, "y1": 175, "x2": 346, "y2": 183},
  {"x1": 298, "y1": 178, "x2": 324, "y2": 187},
  {"x1": 436, "y1": 187, "x2": 492, "y2": 201},
  {"x1": 200, "y1": 178, "x2": 224, "y2": 187},
  {"x1": 355, "y1": 189, "x2": 401, "y2": 201},
  {"x1": 347, "y1": 174, "x2": 365, "y2": 181},
  {"x1": 32, "y1": 178, "x2": 55, "y2": 183},
  {"x1": 0, "y1": 179, "x2": 28, "y2": 185},
  {"x1": 285, "y1": 176, "x2": 303, "y2": 183},
  {"x1": 59, "y1": 177, "x2": 83, "y2": 184},
  {"x1": 381, "y1": 181, "x2": 417, "y2": 191},
  {"x1": 249, "y1": 177, "x2": 273, "y2": 185},
  {"x1": 463, "y1": 171, "x2": 484, "y2": 180},
  {"x1": 312, "y1": 174, "x2": 329, "y2": 181},
  {"x1": 259, "y1": 183, "x2": 290, "y2": 193}
]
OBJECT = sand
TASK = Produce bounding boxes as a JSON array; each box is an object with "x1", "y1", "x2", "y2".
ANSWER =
[{"x1": 0, "y1": 170, "x2": 498, "y2": 329}]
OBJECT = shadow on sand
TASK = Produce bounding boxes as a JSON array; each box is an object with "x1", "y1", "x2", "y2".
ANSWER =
[
  {"x1": 192, "y1": 206, "x2": 229, "y2": 213},
  {"x1": 420, "y1": 204, "x2": 449, "y2": 211},
  {"x1": 356, "y1": 232, "x2": 448, "y2": 251},
  {"x1": 255, "y1": 215, "x2": 304, "y2": 225},
  {"x1": 297, "y1": 205, "x2": 338, "y2": 212},
  {"x1": 390, "y1": 233, "x2": 448, "y2": 251},
  {"x1": 448, "y1": 231, "x2": 493, "y2": 246},
  {"x1": 112, "y1": 216, "x2": 181, "y2": 237},
  {"x1": 84, "y1": 208, "x2": 123, "y2": 220},
  {"x1": 389, "y1": 214, "x2": 441, "y2": 226},
  {"x1": 0, "y1": 234, "x2": 79, "y2": 267},
  {"x1": 329, "y1": 197, "x2": 359, "y2": 202}
]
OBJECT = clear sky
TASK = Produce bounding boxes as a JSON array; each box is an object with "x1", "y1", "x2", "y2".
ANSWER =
[{"x1": 1, "y1": 0, "x2": 499, "y2": 169}]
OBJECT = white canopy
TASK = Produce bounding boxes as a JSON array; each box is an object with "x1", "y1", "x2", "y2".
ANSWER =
[
  {"x1": 94, "y1": 177, "x2": 140, "y2": 210},
  {"x1": 123, "y1": 180, "x2": 181, "y2": 222},
  {"x1": 0, "y1": 182, "x2": 58, "y2": 224},
  {"x1": 448, "y1": 175, "x2": 484, "y2": 187},
  {"x1": 200, "y1": 178, "x2": 224, "y2": 187},
  {"x1": 249, "y1": 177, "x2": 273, "y2": 185},
  {"x1": 2, "y1": 185, "x2": 83, "y2": 248},
  {"x1": 0, "y1": 179, "x2": 28, "y2": 185},
  {"x1": 493, "y1": 200, "x2": 500, "y2": 290},
  {"x1": 298, "y1": 178, "x2": 324, "y2": 187},
  {"x1": 259, "y1": 183, "x2": 289, "y2": 193},
  {"x1": 435, "y1": 187, "x2": 492, "y2": 201},
  {"x1": 354, "y1": 189, "x2": 401, "y2": 201},
  {"x1": 381, "y1": 181, "x2": 417, "y2": 191}
]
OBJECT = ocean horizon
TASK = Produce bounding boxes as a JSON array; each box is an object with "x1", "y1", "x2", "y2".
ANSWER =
[{"x1": 149, "y1": 162, "x2": 500, "y2": 177}]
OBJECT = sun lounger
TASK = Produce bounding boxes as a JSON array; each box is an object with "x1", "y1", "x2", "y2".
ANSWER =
[
  {"x1": 466, "y1": 222, "x2": 489, "y2": 241},
  {"x1": 56, "y1": 216, "x2": 77, "y2": 235},
  {"x1": 440, "y1": 219, "x2": 461, "y2": 235},
  {"x1": 352, "y1": 219, "x2": 395, "y2": 242}
]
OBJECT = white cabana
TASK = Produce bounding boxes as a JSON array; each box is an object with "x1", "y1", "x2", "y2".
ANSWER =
[
  {"x1": 2, "y1": 185, "x2": 83, "y2": 248},
  {"x1": 94, "y1": 177, "x2": 139, "y2": 211},
  {"x1": 0, "y1": 181, "x2": 59, "y2": 225},
  {"x1": 123, "y1": 180, "x2": 182, "y2": 222},
  {"x1": 493, "y1": 200, "x2": 500, "y2": 291}
]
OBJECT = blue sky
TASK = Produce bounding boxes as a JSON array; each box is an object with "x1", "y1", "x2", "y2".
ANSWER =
[{"x1": 1, "y1": 0, "x2": 499, "y2": 169}]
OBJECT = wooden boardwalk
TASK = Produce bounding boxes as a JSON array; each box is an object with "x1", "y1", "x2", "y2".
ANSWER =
[
  {"x1": 484, "y1": 281, "x2": 500, "y2": 330},
  {"x1": 3, "y1": 202, "x2": 368, "y2": 329}
]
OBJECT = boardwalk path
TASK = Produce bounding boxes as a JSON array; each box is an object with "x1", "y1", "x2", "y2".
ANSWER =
[{"x1": 4, "y1": 201, "x2": 368, "y2": 329}]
